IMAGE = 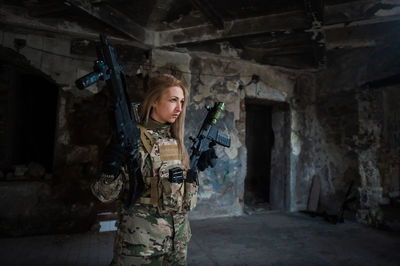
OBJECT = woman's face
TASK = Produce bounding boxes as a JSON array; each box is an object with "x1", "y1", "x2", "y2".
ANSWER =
[{"x1": 151, "y1": 86, "x2": 184, "y2": 124}]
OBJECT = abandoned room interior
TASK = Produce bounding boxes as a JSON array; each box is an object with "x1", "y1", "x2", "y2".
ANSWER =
[{"x1": 0, "y1": 0, "x2": 399, "y2": 265}]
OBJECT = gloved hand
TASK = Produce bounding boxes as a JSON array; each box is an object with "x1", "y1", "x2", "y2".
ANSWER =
[
  {"x1": 197, "y1": 144, "x2": 217, "y2": 171},
  {"x1": 101, "y1": 133, "x2": 125, "y2": 178},
  {"x1": 186, "y1": 168, "x2": 198, "y2": 183}
]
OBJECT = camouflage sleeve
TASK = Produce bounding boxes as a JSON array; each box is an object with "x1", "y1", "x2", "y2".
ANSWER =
[
  {"x1": 91, "y1": 171, "x2": 125, "y2": 203},
  {"x1": 91, "y1": 137, "x2": 150, "y2": 203}
]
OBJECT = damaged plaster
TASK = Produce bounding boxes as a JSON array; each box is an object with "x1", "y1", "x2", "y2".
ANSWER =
[
  {"x1": 1, "y1": 12, "x2": 399, "y2": 234},
  {"x1": 149, "y1": 49, "x2": 299, "y2": 218}
]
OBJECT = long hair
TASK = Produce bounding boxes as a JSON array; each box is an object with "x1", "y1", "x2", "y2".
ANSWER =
[{"x1": 139, "y1": 74, "x2": 190, "y2": 168}]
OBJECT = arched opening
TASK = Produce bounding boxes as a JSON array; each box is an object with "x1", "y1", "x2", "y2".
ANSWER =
[{"x1": 0, "y1": 48, "x2": 58, "y2": 176}]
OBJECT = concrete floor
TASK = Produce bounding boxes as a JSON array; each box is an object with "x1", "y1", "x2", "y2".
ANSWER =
[{"x1": 0, "y1": 211, "x2": 399, "y2": 266}]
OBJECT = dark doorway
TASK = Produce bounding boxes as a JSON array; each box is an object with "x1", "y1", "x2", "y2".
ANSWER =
[
  {"x1": 245, "y1": 101, "x2": 274, "y2": 208},
  {"x1": 0, "y1": 65, "x2": 58, "y2": 173},
  {"x1": 19, "y1": 74, "x2": 58, "y2": 172}
]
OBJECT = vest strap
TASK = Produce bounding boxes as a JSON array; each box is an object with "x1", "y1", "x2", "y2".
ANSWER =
[
  {"x1": 137, "y1": 125, "x2": 155, "y2": 154},
  {"x1": 150, "y1": 177, "x2": 159, "y2": 207},
  {"x1": 141, "y1": 177, "x2": 158, "y2": 207},
  {"x1": 139, "y1": 197, "x2": 151, "y2": 204}
]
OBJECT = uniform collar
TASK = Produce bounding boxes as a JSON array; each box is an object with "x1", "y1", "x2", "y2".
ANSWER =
[{"x1": 143, "y1": 118, "x2": 171, "y2": 131}]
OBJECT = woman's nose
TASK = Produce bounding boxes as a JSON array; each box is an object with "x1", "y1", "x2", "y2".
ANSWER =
[{"x1": 176, "y1": 102, "x2": 182, "y2": 112}]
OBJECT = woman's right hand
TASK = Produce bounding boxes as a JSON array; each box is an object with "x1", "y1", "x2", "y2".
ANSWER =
[{"x1": 101, "y1": 133, "x2": 126, "y2": 179}]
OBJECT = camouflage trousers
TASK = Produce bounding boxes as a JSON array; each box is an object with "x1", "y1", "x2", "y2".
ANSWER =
[{"x1": 111, "y1": 204, "x2": 191, "y2": 266}]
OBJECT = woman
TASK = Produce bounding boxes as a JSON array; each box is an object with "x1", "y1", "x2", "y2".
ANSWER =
[{"x1": 92, "y1": 74, "x2": 204, "y2": 266}]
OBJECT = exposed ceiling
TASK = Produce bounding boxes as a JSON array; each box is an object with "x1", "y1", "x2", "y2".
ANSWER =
[{"x1": 1, "y1": 0, "x2": 400, "y2": 69}]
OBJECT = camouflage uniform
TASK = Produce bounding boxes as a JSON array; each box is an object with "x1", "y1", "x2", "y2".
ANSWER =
[{"x1": 92, "y1": 119, "x2": 195, "y2": 266}]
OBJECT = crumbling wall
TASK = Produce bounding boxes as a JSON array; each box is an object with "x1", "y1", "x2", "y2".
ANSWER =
[
  {"x1": 0, "y1": 29, "x2": 305, "y2": 232},
  {"x1": 312, "y1": 43, "x2": 400, "y2": 225},
  {"x1": 150, "y1": 49, "x2": 299, "y2": 217},
  {"x1": 5, "y1": 26, "x2": 398, "y2": 234},
  {"x1": 0, "y1": 30, "x2": 136, "y2": 235},
  {"x1": 381, "y1": 86, "x2": 400, "y2": 198}
]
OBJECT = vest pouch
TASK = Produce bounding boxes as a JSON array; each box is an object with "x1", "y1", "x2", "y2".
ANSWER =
[
  {"x1": 183, "y1": 181, "x2": 199, "y2": 212},
  {"x1": 158, "y1": 165, "x2": 185, "y2": 214}
]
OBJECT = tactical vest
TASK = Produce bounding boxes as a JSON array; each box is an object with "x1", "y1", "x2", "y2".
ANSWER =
[{"x1": 137, "y1": 125, "x2": 198, "y2": 214}]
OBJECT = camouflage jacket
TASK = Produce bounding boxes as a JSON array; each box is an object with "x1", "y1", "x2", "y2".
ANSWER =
[
  {"x1": 91, "y1": 119, "x2": 192, "y2": 259},
  {"x1": 91, "y1": 119, "x2": 175, "y2": 204}
]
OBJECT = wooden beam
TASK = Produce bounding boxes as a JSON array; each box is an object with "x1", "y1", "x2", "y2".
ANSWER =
[
  {"x1": 304, "y1": 0, "x2": 326, "y2": 68},
  {"x1": 158, "y1": 0, "x2": 400, "y2": 47},
  {"x1": 243, "y1": 49, "x2": 316, "y2": 69},
  {"x1": 239, "y1": 31, "x2": 316, "y2": 69},
  {"x1": 0, "y1": 6, "x2": 148, "y2": 48},
  {"x1": 326, "y1": 19, "x2": 400, "y2": 49},
  {"x1": 323, "y1": 0, "x2": 400, "y2": 49},
  {"x1": 325, "y1": 0, "x2": 400, "y2": 25},
  {"x1": 65, "y1": 0, "x2": 153, "y2": 48},
  {"x1": 158, "y1": 10, "x2": 309, "y2": 46},
  {"x1": 244, "y1": 44, "x2": 312, "y2": 56},
  {"x1": 190, "y1": 0, "x2": 224, "y2": 29},
  {"x1": 3, "y1": 0, "x2": 400, "y2": 52}
]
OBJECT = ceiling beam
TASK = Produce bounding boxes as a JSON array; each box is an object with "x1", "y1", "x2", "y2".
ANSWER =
[
  {"x1": 158, "y1": 10, "x2": 309, "y2": 46},
  {"x1": 65, "y1": 0, "x2": 153, "y2": 48},
  {"x1": 0, "y1": 6, "x2": 148, "y2": 48},
  {"x1": 304, "y1": 0, "x2": 326, "y2": 68},
  {"x1": 190, "y1": 0, "x2": 225, "y2": 29},
  {"x1": 2, "y1": 0, "x2": 400, "y2": 52},
  {"x1": 325, "y1": 0, "x2": 400, "y2": 25},
  {"x1": 326, "y1": 18, "x2": 400, "y2": 49},
  {"x1": 158, "y1": 0, "x2": 400, "y2": 47}
]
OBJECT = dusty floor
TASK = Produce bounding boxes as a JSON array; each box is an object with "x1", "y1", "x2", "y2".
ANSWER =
[{"x1": 0, "y1": 211, "x2": 399, "y2": 266}]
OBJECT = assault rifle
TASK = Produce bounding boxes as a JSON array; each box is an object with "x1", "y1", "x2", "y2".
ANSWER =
[
  {"x1": 189, "y1": 102, "x2": 231, "y2": 174},
  {"x1": 75, "y1": 34, "x2": 144, "y2": 209}
]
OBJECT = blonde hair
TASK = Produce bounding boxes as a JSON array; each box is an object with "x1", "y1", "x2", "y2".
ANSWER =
[{"x1": 139, "y1": 74, "x2": 189, "y2": 168}]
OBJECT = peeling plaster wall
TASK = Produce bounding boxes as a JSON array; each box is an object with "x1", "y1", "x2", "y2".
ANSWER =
[
  {"x1": 312, "y1": 43, "x2": 400, "y2": 225},
  {"x1": 0, "y1": 30, "x2": 108, "y2": 235},
  {"x1": 150, "y1": 49, "x2": 299, "y2": 217},
  {"x1": 5, "y1": 26, "x2": 398, "y2": 234},
  {"x1": 1, "y1": 29, "x2": 311, "y2": 233}
]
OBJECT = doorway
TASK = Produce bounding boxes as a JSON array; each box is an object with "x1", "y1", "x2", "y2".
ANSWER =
[
  {"x1": 0, "y1": 65, "x2": 58, "y2": 173},
  {"x1": 245, "y1": 101, "x2": 274, "y2": 209}
]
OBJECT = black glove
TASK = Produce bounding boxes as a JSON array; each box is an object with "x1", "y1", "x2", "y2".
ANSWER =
[
  {"x1": 186, "y1": 168, "x2": 198, "y2": 183},
  {"x1": 101, "y1": 133, "x2": 125, "y2": 178},
  {"x1": 197, "y1": 145, "x2": 217, "y2": 171}
]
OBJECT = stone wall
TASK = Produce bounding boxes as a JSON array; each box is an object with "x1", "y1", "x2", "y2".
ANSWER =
[
  {"x1": 0, "y1": 30, "x2": 113, "y2": 235},
  {"x1": 1, "y1": 27, "x2": 398, "y2": 235},
  {"x1": 313, "y1": 44, "x2": 400, "y2": 225},
  {"x1": 150, "y1": 49, "x2": 301, "y2": 217},
  {"x1": 0, "y1": 29, "x2": 303, "y2": 235}
]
